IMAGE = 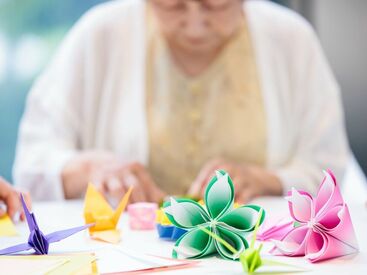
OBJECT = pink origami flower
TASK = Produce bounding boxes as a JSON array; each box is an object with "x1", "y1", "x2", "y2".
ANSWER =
[
  {"x1": 273, "y1": 170, "x2": 359, "y2": 262},
  {"x1": 256, "y1": 217, "x2": 294, "y2": 242}
]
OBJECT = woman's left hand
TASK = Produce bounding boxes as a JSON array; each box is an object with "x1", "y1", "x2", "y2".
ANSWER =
[{"x1": 188, "y1": 159, "x2": 283, "y2": 203}]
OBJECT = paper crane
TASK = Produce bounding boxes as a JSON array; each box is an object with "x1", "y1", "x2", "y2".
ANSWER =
[
  {"x1": 0, "y1": 195, "x2": 92, "y2": 255},
  {"x1": 83, "y1": 183, "x2": 133, "y2": 243}
]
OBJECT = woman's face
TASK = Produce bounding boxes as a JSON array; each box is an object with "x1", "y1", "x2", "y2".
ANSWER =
[{"x1": 150, "y1": 0, "x2": 244, "y2": 55}]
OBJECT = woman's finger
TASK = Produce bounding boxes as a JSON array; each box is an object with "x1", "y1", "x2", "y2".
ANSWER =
[
  {"x1": 129, "y1": 163, "x2": 158, "y2": 202},
  {"x1": 122, "y1": 171, "x2": 147, "y2": 203},
  {"x1": 106, "y1": 176, "x2": 126, "y2": 198},
  {"x1": 6, "y1": 191, "x2": 21, "y2": 220},
  {"x1": 236, "y1": 188, "x2": 254, "y2": 205},
  {"x1": 189, "y1": 159, "x2": 225, "y2": 196}
]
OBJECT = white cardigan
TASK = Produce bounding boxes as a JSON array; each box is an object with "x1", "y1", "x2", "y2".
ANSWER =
[{"x1": 13, "y1": 0, "x2": 350, "y2": 200}]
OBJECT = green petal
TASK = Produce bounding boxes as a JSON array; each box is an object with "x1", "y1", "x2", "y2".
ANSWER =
[
  {"x1": 163, "y1": 198, "x2": 210, "y2": 229},
  {"x1": 172, "y1": 226, "x2": 216, "y2": 259},
  {"x1": 214, "y1": 225, "x2": 249, "y2": 260},
  {"x1": 218, "y1": 205, "x2": 265, "y2": 232},
  {"x1": 204, "y1": 170, "x2": 234, "y2": 219}
]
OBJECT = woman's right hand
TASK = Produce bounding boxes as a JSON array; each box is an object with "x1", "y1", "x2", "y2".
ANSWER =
[
  {"x1": 0, "y1": 177, "x2": 31, "y2": 221},
  {"x1": 61, "y1": 151, "x2": 165, "y2": 203}
]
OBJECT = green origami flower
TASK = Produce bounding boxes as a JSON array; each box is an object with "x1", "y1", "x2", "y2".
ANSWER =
[{"x1": 163, "y1": 170, "x2": 265, "y2": 260}]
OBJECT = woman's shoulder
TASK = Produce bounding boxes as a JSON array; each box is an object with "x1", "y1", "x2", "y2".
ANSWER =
[
  {"x1": 246, "y1": 0, "x2": 315, "y2": 39},
  {"x1": 73, "y1": 0, "x2": 145, "y2": 35}
]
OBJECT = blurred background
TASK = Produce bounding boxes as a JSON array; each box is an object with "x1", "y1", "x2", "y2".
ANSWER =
[{"x1": 0, "y1": 0, "x2": 366, "y2": 182}]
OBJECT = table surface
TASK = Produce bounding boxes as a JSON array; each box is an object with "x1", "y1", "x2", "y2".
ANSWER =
[{"x1": 1, "y1": 195, "x2": 365, "y2": 275}]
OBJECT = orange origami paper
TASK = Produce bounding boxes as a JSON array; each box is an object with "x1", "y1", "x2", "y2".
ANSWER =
[{"x1": 83, "y1": 184, "x2": 133, "y2": 244}]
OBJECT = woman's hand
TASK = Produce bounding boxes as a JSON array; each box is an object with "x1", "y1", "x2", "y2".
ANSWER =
[
  {"x1": 188, "y1": 158, "x2": 283, "y2": 203},
  {"x1": 61, "y1": 151, "x2": 166, "y2": 203},
  {"x1": 0, "y1": 177, "x2": 31, "y2": 221},
  {"x1": 93, "y1": 162, "x2": 166, "y2": 204}
]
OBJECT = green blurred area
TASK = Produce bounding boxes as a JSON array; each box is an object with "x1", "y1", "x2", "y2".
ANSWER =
[{"x1": 0, "y1": 0, "x2": 106, "y2": 182}]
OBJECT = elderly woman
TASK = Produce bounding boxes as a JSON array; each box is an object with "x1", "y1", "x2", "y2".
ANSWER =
[{"x1": 13, "y1": 0, "x2": 349, "y2": 203}]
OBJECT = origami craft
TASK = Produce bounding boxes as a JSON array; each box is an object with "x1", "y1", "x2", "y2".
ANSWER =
[
  {"x1": 256, "y1": 217, "x2": 294, "y2": 242},
  {"x1": 156, "y1": 208, "x2": 187, "y2": 241},
  {"x1": 200, "y1": 208, "x2": 264, "y2": 273},
  {"x1": 273, "y1": 170, "x2": 359, "y2": 262},
  {"x1": 83, "y1": 184, "x2": 133, "y2": 243},
  {"x1": 199, "y1": 208, "x2": 305, "y2": 274},
  {"x1": 0, "y1": 195, "x2": 92, "y2": 255},
  {"x1": 128, "y1": 202, "x2": 158, "y2": 230},
  {"x1": 163, "y1": 170, "x2": 264, "y2": 259}
]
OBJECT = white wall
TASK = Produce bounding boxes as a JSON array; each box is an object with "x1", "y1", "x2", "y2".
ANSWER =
[{"x1": 288, "y1": 0, "x2": 367, "y2": 173}]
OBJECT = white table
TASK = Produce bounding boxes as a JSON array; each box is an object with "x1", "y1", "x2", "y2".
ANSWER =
[
  {"x1": 3, "y1": 159, "x2": 367, "y2": 274},
  {"x1": 1, "y1": 194, "x2": 365, "y2": 274}
]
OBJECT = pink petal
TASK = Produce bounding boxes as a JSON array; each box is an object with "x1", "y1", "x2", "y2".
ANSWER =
[
  {"x1": 307, "y1": 231, "x2": 358, "y2": 262},
  {"x1": 320, "y1": 204, "x2": 359, "y2": 251},
  {"x1": 286, "y1": 188, "x2": 314, "y2": 223},
  {"x1": 257, "y1": 217, "x2": 294, "y2": 241},
  {"x1": 315, "y1": 170, "x2": 343, "y2": 217},
  {"x1": 317, "y1": 205, "x2": 342, "y2": 230},
  {"x1": 305, "y1": 229, "x2": 327, "y2": 261},
  {"x1": 273, "y1": 226, "x2": 310, "y2": 256}
]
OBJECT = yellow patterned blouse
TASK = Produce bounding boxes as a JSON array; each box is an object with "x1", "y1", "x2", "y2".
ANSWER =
[{"x1": 146, "y1": 7, "x2": 267, "y2": 195}]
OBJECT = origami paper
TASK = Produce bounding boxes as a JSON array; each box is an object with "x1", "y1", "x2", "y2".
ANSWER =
[
  {"x1": 95, "y1": 247, "x2": 198, "y2": 274},
  {"x1": 273, "y1": 170, "x2": 359, "y2": 262},
  {"x1": 199, "y1": 208, "x2": 306, "y2": 274},
  {"x1": 163, "y1": 170, "x2": 265, "y2": 260},
  {"x1": 256, "y1": 217, "x2": 294, "y2": 242},
  {"x1": 83, "y1": 183, "x2": 133, "y2": 243},
  {"x1": 128, "y1": 202, "x2": 158, "y2": 230},
  {"x1": 199, "y1": 208, "x2": 264, "y2": 273},
  {"x1": 0, "y1": 195, "x2": 92, "y2": 255},
  {"x1": 156, "y1": 209, "x2": 187, "y2": 241},
  {"x1": 0, "y1": 214, "x2": 18, "y2": 236},
  {"x1": 0, "y1": 257, "x2": 68, "y2": 275},
  {"x1": 0, "y1": 253, "x2": 97, "y2": 275}
]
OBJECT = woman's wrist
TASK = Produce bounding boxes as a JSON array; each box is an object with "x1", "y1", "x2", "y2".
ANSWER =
[
  {"x1": 247, "y1": 165, "x2": 283, "y2": 197},
  {"x1": 61, "y1": 155, "x2": 91, "y2": 199}
]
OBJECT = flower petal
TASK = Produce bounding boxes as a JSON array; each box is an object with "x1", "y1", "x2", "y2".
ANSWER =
[
  {"x1": 317, "y1": 205, "x2": 342, "y2": 230},
  {"x1": 318, "y1": 204, "x2": 359, "y2": 252},
  {"x1": 163, "y1": 198, "x2": 209, "y2": 229},
  {"x1": 218, "y1": 205, "x2": 264, "y2": 233},
  {"x1": 215, "y1": 225, "x2": 249, "y2": 260},
  {"x1": 273, "y1": 226, "x2": 310, "y2": 256},
  {"x1": 315, "y1": 170, "x2": 343, "y2": 218},
  {"x1": 305, "y1": 229, "x2": 327, "y2": 262},
  {"x1": 286, "y1": 187, "x2": 314, "y2": 223},
  {"x1": 204, "y1": 170, "x2": 234, "y2": 219},
  {"x1": 172, "y1": 226, "x2": 215, "y2": 259}
]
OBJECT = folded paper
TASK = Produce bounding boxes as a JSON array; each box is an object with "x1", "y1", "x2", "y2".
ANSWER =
[
  {"x1": 257, "y1": 217, "x2": 294, "y2": 242},
  {"x1": 0, "y1": 195, "x2": 92, "y2": 255},
  {"x1": 163, "y1": 170, "x2": 264, "y2": 260},
  {"x1": 156, "y1": 209, "x2": 187, "y2": 241},
  {"x1": 128, "y1": 202, "x2": 158, "y2": 230},
  {"x1": 83, "y1": 183, "x2": 133, "y2": 243},
  {"x1": 95, "y1": 247, "x2": 197, "y2": 274},
  {"x1": 199, "y1": 208, "x2": 305, "y2": 274},
  {"x1": 273, "y1": 170, "x2": 359, "y2": 262},
  {"x1": 0, "y1": 253, "x2": 97, "y2": 275},
  {"x1": 0, "y1": 214, "x2": 18, "y2": 236}
]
